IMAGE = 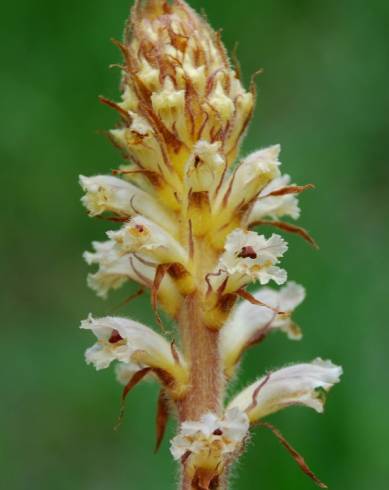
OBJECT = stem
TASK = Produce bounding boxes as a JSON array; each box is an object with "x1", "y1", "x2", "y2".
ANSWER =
[
  {"x1": 178, "y1": 292, "x2": 224, "y2": 420},
  {"x1": 177, "y1": 292, "x2": 226, "y2": 489}
]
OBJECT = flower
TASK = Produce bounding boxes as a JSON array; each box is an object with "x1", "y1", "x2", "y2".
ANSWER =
[
  {"x1": 80, "y1": 174, "x2": 177, "y2": 234},
  {"x1": 184, "y1": 141, "x2": 225, "y2": 194},
  {"x1": 221, "y1": 282, "x2": 305, "y2": 374},
  {"x1": 170, "y1": 408, "x2": 249, "y2": 471},
  {"x1": 83, "y1": 240, "x2": 152, "y2": 298},
  {"x1": 211, "y1": 229, "x2": 288, "y2": 292},
  {"x1": 248, "y1": 173, "x2": 301, "y2": 224},
  {"x1": 81, "y1": 315, "x2": 188, "y2": 397},
  {"x1": 215, "y1": 145, "x2": 281, "y2": 215},
  {"x1": 108, "y1": 215, "x2": 189, "y2": 267},
  {"x1": 228, "y1": 359, "x2": 343, "y2": 423}
]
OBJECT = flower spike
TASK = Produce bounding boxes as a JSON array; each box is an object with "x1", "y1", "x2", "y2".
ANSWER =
[{"x1": 79, "y1": 1, "x2": 343, "y2": 488}]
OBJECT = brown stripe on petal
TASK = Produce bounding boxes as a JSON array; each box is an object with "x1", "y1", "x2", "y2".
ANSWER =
[
  {"x1": 246, "y1": 373, "x2": 271, "y2": 414},
  {"x1": 205, "y1": 269, "x2": 225, "y2": 295}
]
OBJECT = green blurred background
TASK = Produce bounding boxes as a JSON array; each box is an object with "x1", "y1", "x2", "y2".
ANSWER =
[{"x1": 1, "y1": 0, "x2": 388, "y2": 488}]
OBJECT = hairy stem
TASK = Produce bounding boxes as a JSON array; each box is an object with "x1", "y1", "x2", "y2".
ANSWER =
[
  {"x1": 178, "y1": 292, "x2": 224, "y2": 420},
  {"x1": 177, "y1": 292, "x2": 226, "y2": 489}
]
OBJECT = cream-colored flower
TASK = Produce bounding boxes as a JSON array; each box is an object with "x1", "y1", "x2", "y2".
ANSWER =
[
  {"x1": 184, "y1": 141, "x2": 225, "y2": 193},
  {"x1": 211, "y1": 229, "x2": 287, "y2": 292},
  {"x1": 83, "y1": 240, "x2": 153, "y2": 298},
  {"x1": 215, "y1": 145, "x2": 281, "y2": 216},
  {"x1": 81, "y1": 315, "x2": 186, "y2": 377},
  {"x1": 108, "y1": 215, "x2": 189, "y2": 267},
  {"x1": 110, "y1": 114, "x2": 165, "y2": 173},
  {"x1": 170, "y1": 408, "x2": 249, "y2": 466},
  {"x1": 221, "y1": 282, "x2": 305, "y2": 373},
  {"x1": 228, "y1": 359, "x2": 342, "y2": 423},
  {"x1": 248, "y1": 174, "x2": 301, "y2": 224},
  {"x1": 79, "y1": 174, "x2": 177, "y2": 234},
  {"x1": 151, "y1": 77, "x2": 189, "y2": 145}
]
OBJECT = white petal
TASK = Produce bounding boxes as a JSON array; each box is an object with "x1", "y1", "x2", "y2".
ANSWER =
[
  {"x1": 170, "y1": 409, "x2": 249, "y2": 462},
  {"x1": 83, "y1": 240, "x2": 154, "y2": 297},
  {"x1": 215, "y1": 145, "x2": 281, "y2": 215},
  {"x1": 184, "y1": 140, "x2": 225, "y2": 192},
  {"x1": 108, "y1": 216, "x2": 189, "y2": 266},
  {"x1": 115, "y1": 362, "x2": 141, "y2": 385},
  {"x1": 80, "y1": 315, "x2": 183, "y2": 373},
  {"x1": 228, "y1": 359, "x2": 343, "y2": 423},
  {"x1": 79, "y1": 175, "x2": 177, "y2": 235},
  {"x1": 221, "y1": 282, "x2": 305, "y2": 371},
  {"x1": 214, "y1": 229, "x2": 288, "y2": 291},
  {"x1": 248, "y1": 173, "x2": 301, "y2": 223},
  {"x1": 222, "y1": 408, "x2": 250, "y2": 442}
]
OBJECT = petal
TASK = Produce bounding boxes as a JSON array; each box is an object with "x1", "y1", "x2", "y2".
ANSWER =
[
  {"x1": 216, "y1": 145, "x2": 280, "y2": 211},
  {"x1": 83, "y1": 240, "x2": 154, "y2": 297},
  {"x1": 248, "y1": 174, "x2": 301, "y2": 223},
  {"x1": 222, "y1": 408, "x2": 250, "y2": 442},
  {"x1": 228, "y1": 359, "x2": 343, "y2": 423},
  {"x1": 184, "y1": 140, "x2": 225, "y2": 193},
  {"x1": 221, "y1": 282, "x2": 305, "y2": 373},
  {"x1": 80, "y1": 315, "x2": 186, "y2": 379},
  {"x1": 79, "y1": 175, "x2": 177, "y2": 235},
  {"x1": 214, "y1": 229, "x2": 288, "y2": 291},
  {"x1": 115, "y1": 362, "x2": 141, "y2": 385},
  {"x1": 170, "y1": 409, "x2": 249, "y2": 463},
  {"x1": 108, "y1": 215, "x2": 189, "y2": 267}
]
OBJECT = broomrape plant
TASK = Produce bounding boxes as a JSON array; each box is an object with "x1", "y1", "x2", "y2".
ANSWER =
[{"x1": 80, "y1": 1, "x2": 342, "y2": 488}]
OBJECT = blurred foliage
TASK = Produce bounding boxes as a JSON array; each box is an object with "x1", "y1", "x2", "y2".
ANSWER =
[{"x1": 1, "y1": 0, "x2": 388, "y2": 489}]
